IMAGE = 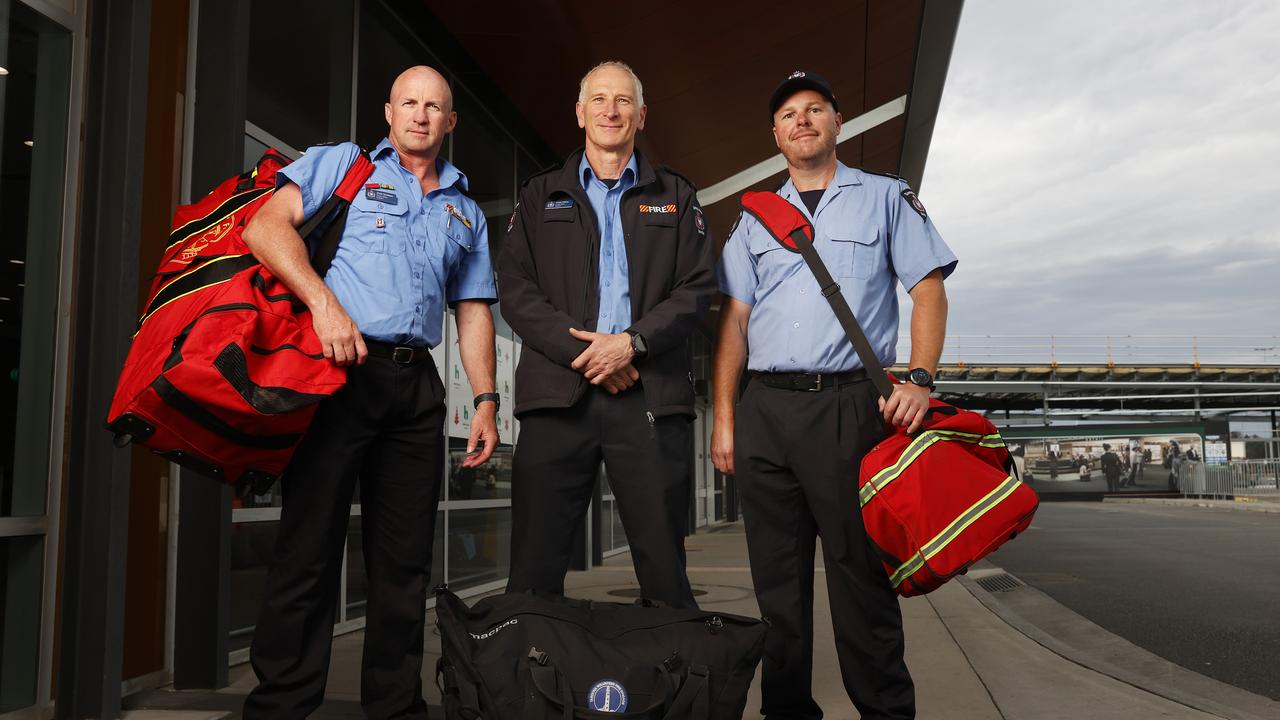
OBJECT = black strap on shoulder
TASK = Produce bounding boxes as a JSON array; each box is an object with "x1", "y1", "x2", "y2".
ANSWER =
[
  {"x1": 785, "y1": 227, "x2": 895, "y2": 399},
  {"x1": 304, "y1": 150, "x2": 372, "y2": 278}
]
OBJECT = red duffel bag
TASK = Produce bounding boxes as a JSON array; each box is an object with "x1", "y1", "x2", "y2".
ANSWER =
[
  {"x1": 106, "y1": 148, "x2": 373, "y2": 494},
  {"x1": 740, "y1": 191, "x2": 1039, "y2": 597}
]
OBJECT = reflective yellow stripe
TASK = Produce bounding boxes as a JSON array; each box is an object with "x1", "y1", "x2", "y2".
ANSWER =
[
  {"x1": 888, "y1": 475, "x2": 1021, "y2": 588},
  {"x1": 860, "y1": 429, "x2": 1007, "y2": 506}
]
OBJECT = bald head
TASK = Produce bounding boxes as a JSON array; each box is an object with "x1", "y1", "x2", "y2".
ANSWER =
[
  {"x1": 390, "y1": 65, "x2": 452, "y2": 111},
  {"x1": 384, "y1": 65, "x2": 456, "y2": 161}
]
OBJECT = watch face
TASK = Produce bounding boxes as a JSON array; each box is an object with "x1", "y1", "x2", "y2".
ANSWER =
[{"x1": 909, "y1": 368, "x2": 933, "y2": 386}]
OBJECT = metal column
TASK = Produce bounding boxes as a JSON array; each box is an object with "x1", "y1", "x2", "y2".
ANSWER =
[{"x1": 56, "y1": 0, "x2": 153, "y2": 716}]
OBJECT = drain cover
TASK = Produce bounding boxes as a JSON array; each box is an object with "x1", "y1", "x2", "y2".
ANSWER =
[
  {"x1": 607, "y1": 587, "x2": 707, "y2": 599},
  {"x1": 976, "y1": 573, "x2": 1025, "y2": 593}
]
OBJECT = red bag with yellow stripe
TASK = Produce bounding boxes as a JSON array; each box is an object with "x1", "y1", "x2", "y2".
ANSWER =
[
  {"x1": 740, "y1": 191, "x2": 1038, "y2": 597},
  {"x1": 106, "y1": 148, "x2": 374, "y2": 494}
]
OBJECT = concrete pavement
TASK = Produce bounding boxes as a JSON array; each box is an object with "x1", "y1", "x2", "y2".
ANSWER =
[{"x1": 124, "y1": 521, "x2": 1278, "y2": 719}]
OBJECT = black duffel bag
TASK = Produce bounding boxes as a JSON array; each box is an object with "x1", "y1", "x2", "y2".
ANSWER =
[{"x1": 435, "y1": 587, "x2": 767, "y2": 720}]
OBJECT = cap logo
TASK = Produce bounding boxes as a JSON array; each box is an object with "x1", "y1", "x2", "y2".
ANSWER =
[{"x1": 788, "y1": 71, "x2": 806, "y2": 79}]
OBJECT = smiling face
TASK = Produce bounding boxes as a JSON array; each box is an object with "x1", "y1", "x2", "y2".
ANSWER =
[
  {"x1": 771, "y1": 89, "x2": 842, "y2": 167},
  {"x1": 576, "y1": 65, "x2": 647, "y2": 155},
  {"x1": 384, "y1": 66, "x2": 456, "y2": 159}
]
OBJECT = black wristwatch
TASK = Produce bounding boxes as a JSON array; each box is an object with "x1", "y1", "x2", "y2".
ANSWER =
[
  {"x1": 907, "y1": 368, "x2": 935, "y2": 391},
  {"x1": 473, "y1": 392, "x2": 500, "y2": 411},
  {"x1": 627, "y1": 331, "x2": 649, "y2": 360}
]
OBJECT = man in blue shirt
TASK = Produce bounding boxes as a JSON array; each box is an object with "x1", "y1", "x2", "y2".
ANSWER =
[
  {"x1": 499, "y1": 62, "x2": 716, "y2": 608},
  {"x1": 712, "y1": 72, "x2": 957, "y2": 720},
  {"x1": 240, "y1": 66, "x2": 498, "y2": 720}
]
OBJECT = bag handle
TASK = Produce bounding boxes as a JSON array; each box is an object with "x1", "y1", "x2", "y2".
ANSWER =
[
  {"x1": 524, "y1": 647, "x2": 710, "y2": 720},
  {"x1": 740, "y1": 191, "x2": 895, "y2": 400}
]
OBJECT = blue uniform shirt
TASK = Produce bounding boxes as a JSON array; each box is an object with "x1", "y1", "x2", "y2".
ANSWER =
[
  {"x1": 717, "y1": 162, "x2": 957, "y2": 373},
  {"x1": 579, "y1": 153, "x2": 638, "y2": 334},
  {"x1": 277, "y1": 138, "x2": 497, "y2": 347}
]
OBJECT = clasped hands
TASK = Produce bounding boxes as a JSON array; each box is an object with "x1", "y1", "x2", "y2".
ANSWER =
[{"x1": 569, "y1": 328, "x2": 639, "y2": 394}]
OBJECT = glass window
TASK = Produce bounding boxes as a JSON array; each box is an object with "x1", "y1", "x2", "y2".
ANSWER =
[
  {"x1": 247, "y1": 0, "x2": 354, "y2": 150},
  {"x1": 228, "y1": 521, "x2": 278, "y2": 652},
  {"x1": 452, "y1": 85, "x2": 514, "y2": 255},
  {"x1": 446, "y1": 507, "x2": 512, "y2": 591},
  {"x1": 0, "y1": 535, "x2": 43, "y2": 713},
  {"x1": 355, "y1": 1, "x2": 424, "y2": 148},
  {"x1": 447, "y1": 440, "x2": 512, "y2": 501},
  {"x1": 0, "y1": 3, "x2": 71, "y2": 519}
]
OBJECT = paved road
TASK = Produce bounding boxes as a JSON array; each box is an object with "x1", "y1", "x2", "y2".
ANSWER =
[{"x1": 988, "y1": 501, "x2": 1280, "y2": 700}]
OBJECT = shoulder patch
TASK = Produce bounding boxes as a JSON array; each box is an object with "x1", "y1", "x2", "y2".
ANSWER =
[
  {"x1": 692, "y1": 204, "x2": 707, "y2": 236},
  {"x1": 507, "y1": 201, "x2": 520, "y2": 233},
  {"x1": 901, "y1": 188, "x2": 927, "y2": 219}
]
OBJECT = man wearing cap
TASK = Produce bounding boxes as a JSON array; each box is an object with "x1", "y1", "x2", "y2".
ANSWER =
[
  {"x1": 499, "y1": 61, "x2": 716, "y2": 608},
  {"x1": 711, "y1": 71, "x2": 957, "y2": 719}
]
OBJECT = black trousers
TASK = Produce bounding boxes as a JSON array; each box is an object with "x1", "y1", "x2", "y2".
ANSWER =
[
  {"x1": 507, "y1": 385, "x2": 697, "y2": 608},
  {"x1": 735, "y1": 377, "x2": 914, "y2": 720},
  {"x1": 243, "y1": 354, "x2": 446, "y2": 720}
]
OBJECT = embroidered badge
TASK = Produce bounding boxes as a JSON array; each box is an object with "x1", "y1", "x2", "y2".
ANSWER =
[
  {"x1": 445, "y1": 203, "x2": 474, "y2": 229},
  {"x1": 545, "y1": 198, "x2": 575, "y2": 210},
  {"x1": 788, "y1": 70, "x2": 806, "y2": 79},
  {"x1": 901, "y1": 189, "x2": 927, "y2": 220},
  {"x1": 587, "y1": 680, "x2": 628, "y2": 713},
  {"x1": 366, "y1": 188, "x2": 398, "y2": 204},
  {"x1": 639, "y1": 203, "x2": 677, "y2": 214},
  {"x1": 693, "y1": 205, "x2": 706, "y2": 236}
]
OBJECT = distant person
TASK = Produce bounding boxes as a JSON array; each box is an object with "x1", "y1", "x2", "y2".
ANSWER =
[
  {"x1": 1101, "y1": 443, "x2": 1123, "y2": 493},
  {"x1": 1127, "y1": 445, "x2": 1143, "y2": 487}
]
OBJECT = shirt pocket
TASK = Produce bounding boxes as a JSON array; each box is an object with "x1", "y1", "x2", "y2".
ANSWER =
[
  {"x1": 348, "y1": 193, "x2": 410, "y2": 256},
  {"x1": 440, "y1": 213, "x2": 475, "y2": 271},
  {"x1": 827, "y1": 232, "x2": 881, "y2": 280}
]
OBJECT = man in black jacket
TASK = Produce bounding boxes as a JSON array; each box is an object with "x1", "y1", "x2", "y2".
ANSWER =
[{"x1": 498, "y1": 61, "x2": 716, "y2": 607}]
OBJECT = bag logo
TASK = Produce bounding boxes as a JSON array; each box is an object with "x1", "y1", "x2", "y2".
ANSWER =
[
  {"x1": 468, "y1": 617, "x2": 517, "y2": 640},
  {"x1": 639, "y1": 203, "x2": 677, "y2": 214},
  {"x1": 587, "y1": 680, "x2": 628, "y2": 713},
  {"x1": 178, "y1": 217, "x2": 235, "y2": 264}
]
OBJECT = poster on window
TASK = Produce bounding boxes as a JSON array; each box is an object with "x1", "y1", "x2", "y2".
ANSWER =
[
  {"x1": 496, "y1": 336, "x2": 514, "y2": 445},
  {"x1": 1002, "y1": 430, "x2": 1204, "y2": 495},
  {"x1": 446, "y1": 328, "x2": 473, "y2": 440}
]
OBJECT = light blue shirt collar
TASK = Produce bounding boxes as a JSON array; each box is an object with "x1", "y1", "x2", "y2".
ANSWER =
[
  {"x1": 579, "y1": 152, "x2": 638, "y2": 191},
  {"x1": 372, "y1": 137, "x2": 469, "y2": 193}
]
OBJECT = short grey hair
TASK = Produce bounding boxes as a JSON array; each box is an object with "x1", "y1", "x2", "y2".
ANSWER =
[{"x1": 578, "y1": 61, "x2": 645, "y2": 107}]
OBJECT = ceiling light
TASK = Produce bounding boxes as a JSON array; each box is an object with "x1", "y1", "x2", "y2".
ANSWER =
[
  {"x1": 23, "y1": 140, "x2": 32, "y2": 147},
  {"x1": 0, "y1": 297, "x2": 9, "y2": 301},
  {"x1": 9, "y1": 259, "x2": 24, "y2": 265},
  {"x1": 0, "y1": 67, "x2": 9, "y2": 76}
]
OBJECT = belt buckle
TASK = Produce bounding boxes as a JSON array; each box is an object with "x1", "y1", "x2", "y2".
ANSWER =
[
  {"x1": 806, "y1": 374, "x2": 823, "y2": 392},
  {"x1": 392, "y1": 346, "x2": 414, "y2": 364}
]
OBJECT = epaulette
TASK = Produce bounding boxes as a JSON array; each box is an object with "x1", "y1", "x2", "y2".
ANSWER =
[
  {"x1": 658, "y1": 165, "x2": 700, "y2": 193},
  {"x1": 518, "y1": 164, "x2": 559, "y2": 190},
  {"x1": 859, "y1": 168, "x2": 906, "y2": 183}
]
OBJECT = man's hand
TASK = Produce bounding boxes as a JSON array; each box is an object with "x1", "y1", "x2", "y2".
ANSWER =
[
  {"x1": 711, "y1": 417, "x2": 734, "y2": 476},
  {"x1": 878, "y1": 382, "x2": 932, "y2": 434},
  {"x1": 568, "y1": 328, "x2": 635, "y2": 382},
  {"x1": 311, "y1": 292, "x2": 367, "y2": 367},
  {"x1": 463, "y1": 403, "x2": 499, "y2": 468},
  {"x1": 597, "y1": 364, "x2": 640, "y2": 394}
]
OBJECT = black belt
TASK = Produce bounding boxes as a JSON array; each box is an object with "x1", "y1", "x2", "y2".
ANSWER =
[
  {"x1": 363, "y1": 338, "x2": 433, "y2": 365},
  {"x1": 751, "y1": 369, "x2": 870, "y2": 391}
]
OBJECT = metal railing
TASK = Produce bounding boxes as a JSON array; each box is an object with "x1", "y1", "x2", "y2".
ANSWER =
[
  {"x1": 1176, "y1": 460, "x2": 1280, "y2": 500},
  {"x1": 894, "y1": 335, "x2": 1280, "y2": 367}
]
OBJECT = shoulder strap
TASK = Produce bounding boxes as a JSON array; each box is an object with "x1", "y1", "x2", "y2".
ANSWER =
[
  {"x1": 740, "y1": 191, "x2": 895, "y2": 399},
  {"x1": 301, "y1": 150, "x2": 376, "y2": 278}
]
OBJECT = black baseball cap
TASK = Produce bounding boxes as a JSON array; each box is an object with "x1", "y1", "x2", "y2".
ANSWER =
[{"x1": 768, "y1": 70, "x2": 839, "y2": 120}]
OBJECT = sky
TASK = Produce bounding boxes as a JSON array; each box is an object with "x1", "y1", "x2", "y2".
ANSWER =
[{"x1": 909, "y1": 0, "x2": 1280, "y2": 364}]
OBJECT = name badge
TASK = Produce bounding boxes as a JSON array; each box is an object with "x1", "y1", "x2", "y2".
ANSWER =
[{"x1": 366, "y1": 188, "x2": 398, "y2": 204}]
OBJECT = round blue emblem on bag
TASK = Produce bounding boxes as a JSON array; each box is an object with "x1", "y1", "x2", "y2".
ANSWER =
[{"x1": 587, "y1": 680, "x2": 628, "y2": 713}]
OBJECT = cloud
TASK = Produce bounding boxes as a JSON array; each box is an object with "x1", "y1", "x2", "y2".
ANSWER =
[{"x1": 911, "y1": 0, "x2": 1280, "y2": 352}]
